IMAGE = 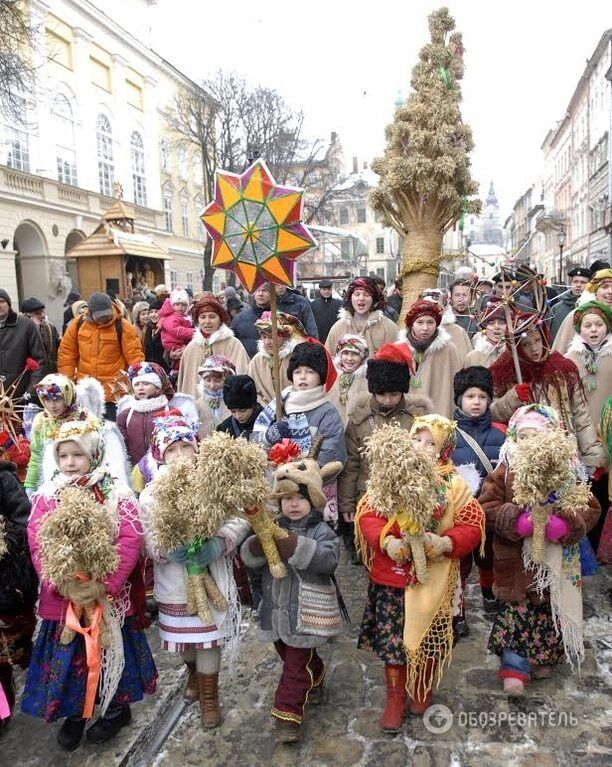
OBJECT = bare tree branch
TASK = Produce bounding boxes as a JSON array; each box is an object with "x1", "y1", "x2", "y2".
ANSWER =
[{"x1": 0, "y1": 0, "x2": 37, "y2": 124}]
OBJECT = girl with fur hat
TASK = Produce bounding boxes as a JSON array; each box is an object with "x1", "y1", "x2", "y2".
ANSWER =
[
  {"x1": 23, "y1": 417, "x2": 156, "y2": 750},
  {"x1": 248, "y1": 311, "x2": 305, "y2": 406},
  {"x1": 327, "y1": 334, "x2": 369, "y2": 427},
  {"x1": 177, "y1": 293, "x2": 249, "y2": 398},
  {"x1": 325, "y1": 276, "x2": 398, "y2": 359},
  {"x1": 195, "y1": 354, "x2": 235, "y2": 436},
  {"x1": 490, "y1": 319, "x2": 605, "y2": 473},
  {"x1": 139, "y1": 412, "x2": 248, "y2": 729},
  {"x1": 464, "y1": 296, "x2": 508, "y2": 369},
  {"x1": 355, "y1": 415, "x2": 484, "y2": 731},
  {"x1": 479, "y1": 404, "x2": 600, "y2": 697},
  {"x1": 552, "y1": 268, "x2": 612, "y2": 354},
  {"x1": 240, "y1": 451, "x2": 343, "y2": 743},
  {"x1": 0, "y1": 458, "x2": 38, "y2": 729},
  {"x1": 397, "y1": 299, "x2": 463, "y2": 418},
  {"x1": 116, "y1": 361, "x2": 198, "y2": 465}
]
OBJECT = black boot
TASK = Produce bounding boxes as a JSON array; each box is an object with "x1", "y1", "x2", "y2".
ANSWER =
[
  {"x1": 85, "y1": 704, "x2": 132, "y2": 744},
  {"x1": 57, "y1": 716, "x2": 87, "y2": 751}
]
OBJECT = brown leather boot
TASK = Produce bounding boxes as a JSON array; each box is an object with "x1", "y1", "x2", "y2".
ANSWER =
[
  {"x1": 379, "y1": 664, "x2": 407, "y2": 732},
  {"x1": 183, "y1": 661, "x2": 199, "y2": 703},
  {"x1": 197, "y1": 672, "x2": 222, "y2": 729}
]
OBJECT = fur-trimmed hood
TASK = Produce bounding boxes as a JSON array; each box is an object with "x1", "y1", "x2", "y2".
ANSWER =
[
  {"x1": 397, "y1": 326, "x2": 452, "y2": 356},
  {"x1": 349, "y1": 390, "x2": 435, "y2": 426},
  {"x1": 567, "y1": 333, "x2": 612, "y2": 357},
  {"x1": 256, "y1": 337, "x2": 297, "y2": 359},
  {"x1": 191, "y1": 323, "x2": 235, "y2": 347},
  {"x1": 336, "y1": 307, "x2": 386, "y2": 329}
]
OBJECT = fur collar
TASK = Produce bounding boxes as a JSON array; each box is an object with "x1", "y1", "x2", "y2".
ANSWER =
[
  {"x1": 118, "y1": 393, "x2": 169, "y2": 413},
  {"x1": 472, "y1": 332, "x2": 497, "y2": 354},
  {"x1": 441, "y1": 306, "x2": 456, "y2": 325},
  {"x1": 336, "y1": 307, "x2": 385, "y2": 330},
  {"x1": 576, "y1": 289, "x2": 597, "y2": 307},
  {"x1": 192, "y1": 323, "x2": 234, "y2": 347},
  {"x1": 397, "y1": 326, "x2": 451, "y2": 355},
  {"x1": 256, "y1": 337, "x2": 296, "y2": 359},
  {"x1": 567, "y1": 334, "x2": 612, "y2": 357}
]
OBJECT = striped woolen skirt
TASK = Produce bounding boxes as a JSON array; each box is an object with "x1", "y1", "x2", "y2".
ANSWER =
[{"x1": 157, "y1": 603, "x2": 227, "y2": 652}]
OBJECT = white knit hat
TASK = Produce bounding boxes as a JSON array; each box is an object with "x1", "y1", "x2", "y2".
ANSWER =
[{"x1": 170, "y1": 288, "x2": 189, "y2": 306}]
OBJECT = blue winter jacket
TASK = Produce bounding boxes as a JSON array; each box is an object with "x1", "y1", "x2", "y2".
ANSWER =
[
  {"x1": 275, "y1": 289, "x2": 319, "y2": 339},
  {"x1": 451, "y1": 407, "x2": 505, "y2": 486},
  {"x1": 230, "y1": 303, "x2": 268, "y2": 358}
]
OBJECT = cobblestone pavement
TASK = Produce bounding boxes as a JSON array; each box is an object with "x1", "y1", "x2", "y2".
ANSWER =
[{"x1": 3, "y1": 552, "x2": 611, "y2": 767}]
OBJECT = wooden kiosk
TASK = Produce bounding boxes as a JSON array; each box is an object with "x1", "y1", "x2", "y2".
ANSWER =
[{"x1": 66, "y1": 191, "x2": 168, "y2": 299}]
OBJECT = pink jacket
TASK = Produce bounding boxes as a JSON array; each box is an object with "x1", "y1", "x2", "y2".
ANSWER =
[
  {"x1": 159, "y1": 298, "x2": 194, "y2": 352},
  {"x1": 27, "y1": 491, "x2": 143, "y2": 622}
]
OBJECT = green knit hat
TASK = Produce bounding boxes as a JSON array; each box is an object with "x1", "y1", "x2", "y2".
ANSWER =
[{"x1": 573, "y1": 300, "x2": 612, "y2": 332}]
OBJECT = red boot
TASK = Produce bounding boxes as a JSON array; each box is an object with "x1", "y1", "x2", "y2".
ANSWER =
[
  {"x1": 408, "y1": 659, "x2": 435, "y2": 715},
  {"x1": 379, "y1": 664, "x2": 407, "y2": 733}
]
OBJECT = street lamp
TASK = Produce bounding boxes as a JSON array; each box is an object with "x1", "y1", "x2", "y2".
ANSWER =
[{"x1": 557, "y1": 226, "x2": 566, "y2": 285}]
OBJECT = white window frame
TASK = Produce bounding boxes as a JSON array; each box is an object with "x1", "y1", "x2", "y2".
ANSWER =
[
  {"x1": 163, "y1": 192, "x2": 173, "y2": 232},
  {"x1": 170, "y1": 269, "x2": 178, "y2": 290},
  {"x1": 52, "y1": 94, "x2": 77, "y2": 185},
  {"x1": 130, "y1": 131, "x2": 147, "y2": 207},
  {"x1": 96, "y1": 114, "x2": 114, "y2": 197}
]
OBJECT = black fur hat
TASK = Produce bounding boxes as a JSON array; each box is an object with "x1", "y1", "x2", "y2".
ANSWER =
[
  {"x1": 366, "y1": 344, "x2": 412, "y2": 394},
  {"x1": 288, "y1": 342, "x2": 327, "y2": 384},
  {"x1": 453, "y1": 366, "x2": 493, "y2": 405},
  {"x1": 223, "y1": 375, "x2": 258, "y2": 409}
]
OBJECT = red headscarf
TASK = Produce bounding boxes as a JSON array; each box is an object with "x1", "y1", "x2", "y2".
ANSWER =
[
  {"x1": 404, "y1": 299, "x2": 442, "y2": 328},
  {"x1": 344, "y1": 277, "x2": 386, "y2": 313}
]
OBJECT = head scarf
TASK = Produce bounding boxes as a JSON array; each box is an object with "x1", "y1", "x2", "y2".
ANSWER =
[
  {"x1": 197, "y1": 354, "x2": 236, "y2": 379},
  {"x1": 150, "y1": 410, "x2": 198, "y2": 464},
  {"x1": 404, "y1": 299, "x2": 443, "y2": 328},
  {"x1": 409, "y1": 414, "x2": 457, "y2": 477},
  {"x1": 585, "y1": 268, "x2": 612, "y2": 295},
  {"x1": 127, "y1": 361, "x2": 175, "y2": 399},
  {"x1": 255, "y1": 311, "x2": 306, "y2": 340},
  {"x1": 191, "y1": 292, "x2": 230, "y2": 326},
  {"x1": 36, "y1": 374, "x2": 77, "y2": 407},
  {"x1": 334, "y1": 334, "x2": 369, "y2": 361},
  {"x1": 53, "y1": 416, "x2": 104, "y2": 471},
  {"x1": 500, "y1": 403, "x2": 562, "y2": 467},
  {"x1": 344, "y1": 276, "x2": 386, "y2": 313},
  {"x1": 573, "y1": 300, "x2": 612, "y2": 333}
]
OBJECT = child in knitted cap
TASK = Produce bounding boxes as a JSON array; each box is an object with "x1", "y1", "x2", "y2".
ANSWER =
[
  {"x1": 240, "y1": 451, "x2": 343, "y2": 744},
  {"x1": 355, "y1": 415, "x2": 484, "y2": 732},
  {"x1": 196, "y1": 355, "x2": 236, "y2": 436},
  {"x1": 480, "y1": 404, "x2": 600, "y2": 697},
  {"x1": 139, "y1": 412, "x2": 248, "y2": 729},
  {"x1": 327, "y1": 333, "x2": 369, "y2": 427},
  {"x1": 23, "y1": 417, "x2": 156, "y2": 750},
  {"x1": 116, "y1": 361, "x2": 198, "y2": 465}
]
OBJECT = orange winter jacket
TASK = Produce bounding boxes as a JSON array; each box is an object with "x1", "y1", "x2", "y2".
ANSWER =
[{"x1": 58, "y1": 305, "x2": 144, "y2": 401}]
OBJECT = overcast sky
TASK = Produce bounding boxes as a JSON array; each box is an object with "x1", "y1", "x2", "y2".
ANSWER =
[{"x1": 146, "y1": 0, "x2": 611, "y2": 221}]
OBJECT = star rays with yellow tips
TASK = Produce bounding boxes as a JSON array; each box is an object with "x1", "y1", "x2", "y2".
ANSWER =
[{"x1": 201, "y1": 159, "x2": 317, "y2": 292}]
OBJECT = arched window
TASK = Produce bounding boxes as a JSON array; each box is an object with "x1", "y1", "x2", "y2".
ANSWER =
[
  {"x1": 53, "y1": 94, "x2": 77, "y2": 186},
  {"x1": 131, "y1": 131, "x2": 147, "y2": 207},
  {"x1": 96, "y1": 114, "x2": 114, "y2": 197}
]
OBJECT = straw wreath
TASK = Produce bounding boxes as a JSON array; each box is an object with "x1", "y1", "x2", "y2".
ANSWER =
[
  {"x1": 512, "y1": 429, "x2": 591, "y2": 563},
  {"x1": 37, "y1": 487, "x2": 118, "y2": 645},
  {"x1": 364, "y1": 424, "x2": 441, "y2": 584}
]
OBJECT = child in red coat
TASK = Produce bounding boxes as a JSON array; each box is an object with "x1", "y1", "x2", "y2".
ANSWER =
[{"x1": 355, "y1": 415, "x2": 484, "y2": 733}]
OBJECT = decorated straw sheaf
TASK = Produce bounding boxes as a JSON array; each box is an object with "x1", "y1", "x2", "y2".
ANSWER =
[
  {"x1": 364, "y1": 424, "x2": 440, "y2": 583},
  {"x1": 37, "y1": 487, "x2": 119, "y2": 644},
  {"x1": 0, "y1": 516, "x2": 7, "y2": 559},
  {"x1": 512, "y1": 429, "x2": 591, "y2": 563}
]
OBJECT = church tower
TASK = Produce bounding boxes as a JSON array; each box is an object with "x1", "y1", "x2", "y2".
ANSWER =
[{"x1": 481, "y1": 181, "x2": 503, "y2": 246}]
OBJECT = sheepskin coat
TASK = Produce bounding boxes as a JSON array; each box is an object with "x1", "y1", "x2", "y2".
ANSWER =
[
  {"x1": 176, "y1": 324, "x2": 249, "y2": 398},
  {"x1": 397, "y1": 328, "x2": 463, "y2": 418},
  {"x1": 565, "y1": 334, "x2": 612, "y2": 430},
  {"x1": 247, "y1": 339, "x2": 295, "y2": 406},
  {"x1": 325, "y1": 309, "x2": 398, "y2": 358}
]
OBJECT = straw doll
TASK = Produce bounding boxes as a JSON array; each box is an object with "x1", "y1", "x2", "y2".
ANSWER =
[
  {"x1": 355, "y1": 417, "x2": 484, "y2": 732},
  {"x1": 479, "y1": 404, "x2": 600, "y2": 696},
  {"x1": 22, "y1": 417, "x2": 156, "y2": 751}
]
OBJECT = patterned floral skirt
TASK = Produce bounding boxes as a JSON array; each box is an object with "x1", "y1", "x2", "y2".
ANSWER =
[
  {"x1": 21, "y1": 617, "x2": 158, "y2": 722},
  {"x1": 488, "y1": 598, "x2": 565, "y2": 666},
  {"x1": 358, "y1": 582, "x2": 406, "y2": 665}
]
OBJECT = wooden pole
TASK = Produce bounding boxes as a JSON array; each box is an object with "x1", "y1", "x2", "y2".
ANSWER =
[
  {"x1": 269, "y1": 285, "x2": 283, "y2": 421},
  {"x1": 500, "y1": 268, "x2": 523, "y2": 384}
]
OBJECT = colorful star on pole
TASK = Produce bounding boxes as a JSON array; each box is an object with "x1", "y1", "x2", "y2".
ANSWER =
[{"x1": 201, "y1": 159, "x2": 317, "y2": 292}]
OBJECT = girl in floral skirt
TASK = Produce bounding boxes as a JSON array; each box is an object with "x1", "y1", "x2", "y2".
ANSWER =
[
  {"x1": 479, "y1": 404, "x2": 600, "y2": 696},
  {"x1": 22, "y1": 417, "x2": 156, "y2": 750}
]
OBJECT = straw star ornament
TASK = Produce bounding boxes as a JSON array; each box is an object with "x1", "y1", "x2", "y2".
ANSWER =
[{"x1": 201, "y1": 159, "x2": 317, "y2": 292}]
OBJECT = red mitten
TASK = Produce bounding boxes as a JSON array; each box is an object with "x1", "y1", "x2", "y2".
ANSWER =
[
  {"x1": 591, "y1": 466, "x2": 606, "y2": 482},
  {"x1": 514, "y1": 383, "x2": 532, "y2": 403}
]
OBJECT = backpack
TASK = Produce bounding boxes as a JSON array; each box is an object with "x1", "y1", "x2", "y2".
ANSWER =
[{"x1": 77, "y1": 315, "x2": 123, "y2": 352}]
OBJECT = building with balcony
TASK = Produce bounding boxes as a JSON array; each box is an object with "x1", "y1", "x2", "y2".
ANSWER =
[{"x1": 0, "y1": 0, "x2": 215, "y2": 328}]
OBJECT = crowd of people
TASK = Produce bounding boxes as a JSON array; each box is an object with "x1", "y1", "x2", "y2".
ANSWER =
[{"x1": 0, "y1": 262, "x2": 610, "y2": 748}]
